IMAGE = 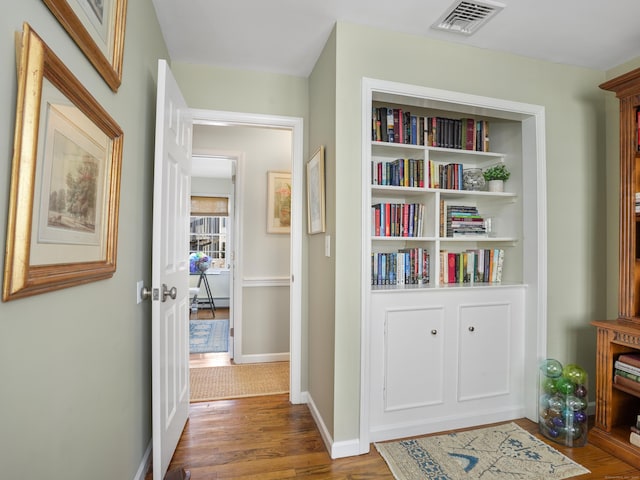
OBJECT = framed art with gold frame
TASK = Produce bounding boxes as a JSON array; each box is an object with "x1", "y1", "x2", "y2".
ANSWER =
[
  {"x1": 42, "y1": 0, "x2": 128, "y2": 91},
  {"x1": 3, "y1": 23, "x2": 124, "y2": 301},
  {"x1": 267, "y1": 171, "x2": 291, "y2": 234}
]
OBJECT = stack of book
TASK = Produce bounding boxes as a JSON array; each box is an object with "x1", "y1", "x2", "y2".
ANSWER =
[
  {"x1": 445, "y1": 205, "x2": 486, "y2": 238},
  {"x1": 614, "y1": 353, "x2": 640, "y2": 393},
  {"x1": 635, "y1": 192, "x2": 640, "y2": 213}
]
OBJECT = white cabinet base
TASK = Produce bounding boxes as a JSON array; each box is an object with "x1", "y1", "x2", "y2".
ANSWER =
[{"x1": 369, "y1": 286, "x2": 525, "y2": 443}]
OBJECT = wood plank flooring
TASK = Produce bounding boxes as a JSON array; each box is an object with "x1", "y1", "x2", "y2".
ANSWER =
[{"x1": 150, "y1": 393, "x2": 640, "y2": 480}]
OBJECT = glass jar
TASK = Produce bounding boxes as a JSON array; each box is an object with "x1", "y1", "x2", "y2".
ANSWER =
[
  {"x1": 538, "y1": 358, "x2": 588, "y2": 447},
  {"x1": 463, "y1": 168, "x2": 485, "y2": 191}
]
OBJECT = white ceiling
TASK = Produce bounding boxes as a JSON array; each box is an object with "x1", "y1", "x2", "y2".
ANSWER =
[{"x1": 151, "y1": 0, "x2": 640, "y2": 78}]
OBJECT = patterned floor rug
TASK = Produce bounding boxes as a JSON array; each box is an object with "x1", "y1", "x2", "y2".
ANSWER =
[
  {"x1": 375, "y1": 422, "x2": 590, "y2": 480},
  {"x1": 189, "y1": 319, "x2": 228, "y2": 354}
]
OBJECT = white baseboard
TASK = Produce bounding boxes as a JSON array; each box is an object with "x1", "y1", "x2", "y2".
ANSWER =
[
  {"x1": 133, "y1": 440, "x2": 152, "y2": 480},
  {"x1": 369, "y1": 406, "x2": 526, "y2": 443},
  {"x1": 233, "y1": 352, "x2": 290, "y2": 364},
  {"x1": 305, "y1": 392, "x2": 363, "y2": 459}
]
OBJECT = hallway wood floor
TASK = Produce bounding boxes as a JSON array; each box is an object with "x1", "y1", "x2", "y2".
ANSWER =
[{"x1": 150, "y1": 393, "x2": 640, "y2": 480}]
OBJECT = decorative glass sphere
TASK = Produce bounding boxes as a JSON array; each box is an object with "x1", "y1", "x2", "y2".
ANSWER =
[
  {"x1": 547, "y1": 395, "x2": 564, "y2": 413},
  {"x1": 573, "y1": 411, "x2": 587, "y2": 423},
  {"x1": 554, "y1": 377, "x2": 575, "y2": 395},
  {"x1": 563, "y1": 364, "x2": 587, "y2": 385},
  {"x1": 542, "y1": 378, "x2": 558, "y2": 395},
  {"x1": 540, "y1": 359, "x2": 563, "y2": 378},
  {"x1": 574, "y1": 384, "x2": 588, "y2": 398}
]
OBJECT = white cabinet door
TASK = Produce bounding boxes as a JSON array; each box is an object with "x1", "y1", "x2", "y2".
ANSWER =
[
  {"x1": 384, "y1": 306, "x2": 445, "y2": 410},
  {"x1": 458, "y1": 302, "x2": 512, "y2": 401}
]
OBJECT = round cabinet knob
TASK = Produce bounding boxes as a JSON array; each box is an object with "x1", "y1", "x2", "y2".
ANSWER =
[
  {"x1": 468, "y1": 326, "x2": 475, "y2": 332},
  {"x1": 431, "y1": 329, "x2": 438, "y2": 335}
]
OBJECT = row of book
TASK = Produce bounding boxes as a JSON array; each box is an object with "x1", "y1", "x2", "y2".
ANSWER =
[
  {"x1": 440, "y1": 249, "x2": 504, "y2": 284},
  {"x1": 371, "y1": 249, "x2": 430, "y2": 286},
  {"x1": 444, "y1": 205, "x2": 487, "y2": 238},
  {"x1": 371, "y1": 158, "x2": 425, "y2": 187},
  {"x1": 372, "y1": 203, "x2": 424, "y2": 238},
  {"x1": 635, "y1": 192, "x2": 640, "y2": 213},
  {"x1": 372, "y1": 106, "x2": 490, "y2": 152},
  {"x1": 371, "y1": 158, "x2": 488, "y2": 192}
]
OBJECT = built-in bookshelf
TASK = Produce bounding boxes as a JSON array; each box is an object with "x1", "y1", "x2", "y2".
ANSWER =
[
  {"x1": 370, "y1": 119, "x2": 519, "y2": 291},
  {"x1": 361, "y1": 78, "x2": 546, "y2": 444}
]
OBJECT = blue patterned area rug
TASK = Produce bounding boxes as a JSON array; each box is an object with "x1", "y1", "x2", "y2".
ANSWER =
[
  {"x1": 189, "y1": 320, "x2": 229, "y2": 354},
  {"x1": 375, "y1": 422, "x2": 589, "y2": 480}
]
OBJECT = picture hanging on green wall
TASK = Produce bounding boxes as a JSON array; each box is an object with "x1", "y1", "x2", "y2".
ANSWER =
[
  {"x1": 41, "y1": 0, "x2": 128, "y2": 92},
  {"x1": 3, "y1": 23, "x2": 123, "y2": 301}
]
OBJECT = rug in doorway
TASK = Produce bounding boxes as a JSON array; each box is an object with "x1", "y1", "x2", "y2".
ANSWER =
[
  {"x1": 190, "y1": 362, "x2": 289, "y2": 402},
  {"x1": 375, "y1": 422, "x2": 590, "y2": 480},
  {"x1": 189, "y1": 319, "x2": 228, "y2": 354}
]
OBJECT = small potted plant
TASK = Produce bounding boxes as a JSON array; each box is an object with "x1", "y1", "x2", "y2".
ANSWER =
[{"x1": 483, "y1": 164, "x2": 510, "y2": 192}]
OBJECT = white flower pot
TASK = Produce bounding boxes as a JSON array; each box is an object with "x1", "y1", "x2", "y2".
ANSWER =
[{"x1": 487, "y1": 180, "x2": 504, "y2": 192}]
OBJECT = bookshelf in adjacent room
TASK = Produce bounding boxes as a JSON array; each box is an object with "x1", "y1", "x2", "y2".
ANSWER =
[
  {"x1": 362, "y1": 78, "x2": 546, "y2": 443},
  {"x1": 590, "y1": 66, "x2": 640, "y2": 469}
]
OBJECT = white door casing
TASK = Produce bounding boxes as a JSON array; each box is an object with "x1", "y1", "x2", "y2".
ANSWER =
[{"x1": 152, "y1": 59, "x2": 193, "y2": 480}]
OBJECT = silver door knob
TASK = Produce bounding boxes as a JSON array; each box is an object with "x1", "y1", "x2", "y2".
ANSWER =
[
  {"x1": 162, "y1": 284, "x2": 177, "y2": 302},
  {"x1": 140, "y1": 286, "x2": 152, "y2": 301}
]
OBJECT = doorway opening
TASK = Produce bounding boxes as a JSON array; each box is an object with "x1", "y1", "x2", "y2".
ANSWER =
[{"x1": 186, "y1": 110, "x2": 303, "y2": 404}]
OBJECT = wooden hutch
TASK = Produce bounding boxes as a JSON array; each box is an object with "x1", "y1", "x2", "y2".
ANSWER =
[{"x1": 590, "y1": 66, "x2": 640, "y2": 469}]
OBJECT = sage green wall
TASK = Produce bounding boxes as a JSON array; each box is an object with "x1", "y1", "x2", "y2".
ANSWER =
[
  {"x1": 0, "y1": 1, "x2": 167, "y2": 479},
  {"x1": 603, "y1": 57, "x2": 640, "y2": 318},
  {"x1": 330, "y1": 22, "x2": 608, "y2": 442},
  {"x1": 307, "y1": 28, "x2": 338, "y2": 437},
  {"x1": 172, "y1": 62, "x2": 309, "y2": 119}
]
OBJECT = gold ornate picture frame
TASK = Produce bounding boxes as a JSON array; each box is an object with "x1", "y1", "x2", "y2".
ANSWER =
[
  {"x1": 3, "y1": 23, "x2": 124, "y2": 301},
  {"x1": 42, "y1": 0, "x2": 128, "y2": 91}
]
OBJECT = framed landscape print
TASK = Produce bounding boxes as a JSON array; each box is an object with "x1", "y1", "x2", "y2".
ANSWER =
[
  {"x1": 3, "y1": 23, "x2": 123, "y2": 301},
  {"x1": 42, "y1": 0, "x2": 128, "y2": 91},
  {"x1": 267, "y1": 171, "x2": 291, "y2": 234}
]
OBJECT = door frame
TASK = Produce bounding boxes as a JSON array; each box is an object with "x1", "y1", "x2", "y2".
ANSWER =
[{"x1": 191, "y1": 108, "x2": 303, "y2": 404}]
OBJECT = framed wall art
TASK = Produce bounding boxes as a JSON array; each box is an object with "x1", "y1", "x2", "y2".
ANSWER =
[
  {"x1": 267, "y1": 171, "x2": 291, "y2": 234},
  {"x1": 306, "y1": 146, "x2": 325, "y2": 234},
  {"x1": 42, "y1": 0, "x2": 128, "y2": 91},
  {"x1": 3, "y1": 23, "x2": 124, "y2": 301}
]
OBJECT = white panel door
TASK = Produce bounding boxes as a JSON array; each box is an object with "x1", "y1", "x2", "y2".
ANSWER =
[{"x1": 152, "y1": 59, "x2": 192, "y2": 480}]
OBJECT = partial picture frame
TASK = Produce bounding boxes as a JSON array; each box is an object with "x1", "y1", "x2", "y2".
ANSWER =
[
  {"x1": 42, "y1": 0, "x2": 128, "y2": 91},
  {"x1": 3, "y1": 23, "x2": 124, "y2": 301},
  {"x1": 266, "y1": 171, "x2": 291, "y2": 234},
  {"x1": 306, "y1": 146, "x2": 326, "y2": 234}
]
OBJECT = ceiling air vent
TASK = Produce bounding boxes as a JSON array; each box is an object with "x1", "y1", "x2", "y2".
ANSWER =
[{"x1": 432, "y1": 0, "x2": 505, "y2": 35}]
